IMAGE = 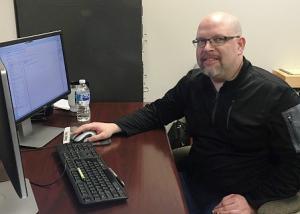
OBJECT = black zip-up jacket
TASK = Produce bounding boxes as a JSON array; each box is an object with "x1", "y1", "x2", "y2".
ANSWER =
[{"x1": 115, "y1": 58, "x2": 300, "y2": 208}]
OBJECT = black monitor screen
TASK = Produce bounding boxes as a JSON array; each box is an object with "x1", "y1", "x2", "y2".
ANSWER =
[{"x1": 0, "y1": 31, "x2": 69, "y2": 122}]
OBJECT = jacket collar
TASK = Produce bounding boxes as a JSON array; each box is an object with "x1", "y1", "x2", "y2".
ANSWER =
[{"x1": 222, "y1": 57, "x2": 251, "y2": 89}]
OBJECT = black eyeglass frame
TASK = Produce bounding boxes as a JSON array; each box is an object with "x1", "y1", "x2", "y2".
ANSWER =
[{"x1": 192, "y1": 36, "x2": 240, "y2": 48}]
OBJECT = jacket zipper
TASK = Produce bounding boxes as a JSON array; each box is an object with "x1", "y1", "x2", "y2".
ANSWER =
[
  {"x1": 226, "y1": 100, "x2": 235, "y2": 129},
  {"x1": 212, "y1": 92, "x2": 219, "y2": 124}
]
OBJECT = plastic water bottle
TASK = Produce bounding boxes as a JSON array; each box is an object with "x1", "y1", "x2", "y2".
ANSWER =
[{"x1": 76, "y1": 79, "x2": 91, "y2": 122}]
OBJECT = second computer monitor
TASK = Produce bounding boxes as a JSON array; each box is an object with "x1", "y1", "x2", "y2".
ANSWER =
[{"x1": 0, "y1": 67, "x2": 38, "y2": 213}]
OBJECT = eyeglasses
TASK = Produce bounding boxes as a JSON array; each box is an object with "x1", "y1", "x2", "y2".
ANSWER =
[{"x1": 192, "y1": 36, "x2": 240, "y2": 48}]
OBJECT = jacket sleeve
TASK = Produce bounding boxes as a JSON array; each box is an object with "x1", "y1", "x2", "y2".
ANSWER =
[
  {"x1": 114, "y1": 71, "x2": 193, "y2": 136},
  {"x1": 246, "y1": 88, "x2": 300, "y2": 208}
]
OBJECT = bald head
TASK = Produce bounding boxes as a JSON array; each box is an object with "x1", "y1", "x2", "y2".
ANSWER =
[{"x1": 197, "y1": 12, "x2": 242, "y2": 37}]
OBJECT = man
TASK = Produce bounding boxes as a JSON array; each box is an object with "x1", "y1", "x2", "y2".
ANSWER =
[{"x1": 74, "y1": 12, "x2": 300, "y2": 213}]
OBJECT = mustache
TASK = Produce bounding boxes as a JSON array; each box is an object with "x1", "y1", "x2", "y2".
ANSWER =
[{"x1": 200, "y1": 53, "x2": 220, "y2": 60}]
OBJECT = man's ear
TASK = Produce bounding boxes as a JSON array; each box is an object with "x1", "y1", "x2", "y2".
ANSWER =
[{"x1": 237, "y1": 37, "x2": 246, "y2": 55}]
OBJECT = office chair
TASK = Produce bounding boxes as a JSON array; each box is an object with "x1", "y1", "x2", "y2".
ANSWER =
[{"x1": 172, "y1": 146, "x2": 300, "y2": 214}]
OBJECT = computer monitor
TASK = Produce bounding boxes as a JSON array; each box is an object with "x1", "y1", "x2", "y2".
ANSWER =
[
  {"x1": 0, "y1": 73, "x2": 38, "y2": 213},
  {"x1": 0, "y1": 31, "x2": 70, "y2": 148}
]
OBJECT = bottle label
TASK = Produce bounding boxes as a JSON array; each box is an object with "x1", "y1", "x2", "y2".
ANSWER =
[{"x1": 75, "y1": 91, "x2": 90, "y2": 106}]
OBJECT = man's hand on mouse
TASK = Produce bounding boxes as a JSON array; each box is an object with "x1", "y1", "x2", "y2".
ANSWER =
[{"x1": 72, "y1": 122, "x2": 121, "y2": 142}]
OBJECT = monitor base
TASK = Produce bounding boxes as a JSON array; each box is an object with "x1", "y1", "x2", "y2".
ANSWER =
[
  {"x1": 19, "y1": 122, "x2": 63, "y2": 148},
  {"x1": 0, "y1": 178, "x2": 38, "y2": 214}
]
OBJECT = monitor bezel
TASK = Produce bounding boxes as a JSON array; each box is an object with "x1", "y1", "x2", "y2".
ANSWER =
[{"x1": 0, "y1": 30, "x2": 70, "y2": 123}]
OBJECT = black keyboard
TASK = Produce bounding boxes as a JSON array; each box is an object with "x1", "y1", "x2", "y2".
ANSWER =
[{"x1": 56, "y1": 142, "x2": 127, "y2": 205}]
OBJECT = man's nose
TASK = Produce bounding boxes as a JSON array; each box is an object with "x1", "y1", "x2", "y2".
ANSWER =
[{"x1": 203, "y1": 40, "x2": 214, "y2": 50}]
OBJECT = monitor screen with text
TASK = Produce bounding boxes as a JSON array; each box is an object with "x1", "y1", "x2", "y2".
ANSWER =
[{"x1": 0, "y1": 31, "x2": 69, "y2": 122}]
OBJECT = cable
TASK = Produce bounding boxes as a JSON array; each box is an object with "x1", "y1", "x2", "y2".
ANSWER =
[
  {"x1": 21, "y1": 144, "x2": 66, "y2": 187},
  {"x1": 30, "y1": 159, "x2": 67, "y2": 188}
]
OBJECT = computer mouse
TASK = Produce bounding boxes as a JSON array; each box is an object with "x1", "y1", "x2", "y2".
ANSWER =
[
  {"x1": 71, "y1": 131, "x2": 112, "y2": 146},
  {"x1": 72, "y1": 130, "x2": 96, "y2": 143}
]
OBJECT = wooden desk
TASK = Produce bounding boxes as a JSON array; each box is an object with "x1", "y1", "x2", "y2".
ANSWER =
[{"x1": 21, "y1": 103, "x2": 188, "y2": 214}]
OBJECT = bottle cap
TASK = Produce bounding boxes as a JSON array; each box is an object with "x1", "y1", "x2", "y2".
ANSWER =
[{"x1": 79, "y1": 79, "x2": 86, "y2": 84}]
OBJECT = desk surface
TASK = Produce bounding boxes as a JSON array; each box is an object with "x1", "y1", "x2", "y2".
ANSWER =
[{"x1": 21, "y1": 102, "x2": 188, "y2": 214}]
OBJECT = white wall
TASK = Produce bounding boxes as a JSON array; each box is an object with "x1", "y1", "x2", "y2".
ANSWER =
[
  {"x1": 0, "y1": 0, "x2": 17, "y2": 42},
  {"x1": 142, "y1": 0, "x2": 300, "y2": 101}
]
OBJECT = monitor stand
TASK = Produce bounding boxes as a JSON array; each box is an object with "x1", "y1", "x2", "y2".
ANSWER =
[
  {"x1": 18, "y1": 118, "x2": 63, "y2": 148},
  {"x1": 0, "y1": 178, "x2": 38, "y2": 214}
]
